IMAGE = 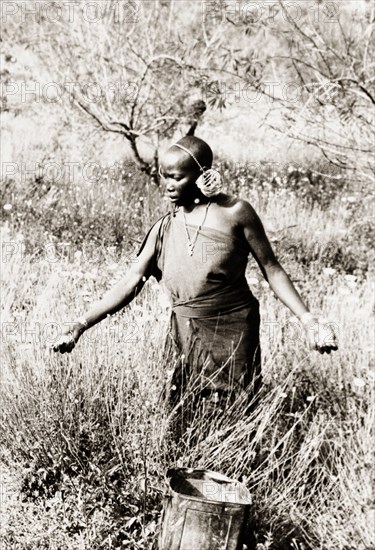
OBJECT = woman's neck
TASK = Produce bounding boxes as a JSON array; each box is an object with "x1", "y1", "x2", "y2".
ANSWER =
[{"x1": 180, "y1": 195, "x2": 210, "y2": 213}]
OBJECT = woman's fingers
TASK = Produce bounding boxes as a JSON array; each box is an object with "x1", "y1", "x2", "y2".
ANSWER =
[
  {"x1": 315, "y1": 342, "x2": 338, "y2": 354},
  {"x1": 52, "y1": 333, "x2": 75, "y2": 353},
  {"x1": 305, "y1": 320, "x2": 338, "y2": 354}
]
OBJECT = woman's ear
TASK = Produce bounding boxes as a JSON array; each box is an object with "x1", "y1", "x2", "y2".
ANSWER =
[{"x1": 195, "y1": 168, "x2": 222, "y2": 197}]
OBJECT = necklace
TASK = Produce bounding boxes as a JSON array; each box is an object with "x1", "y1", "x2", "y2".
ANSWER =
[{"x1": 182, "y1": 201, "x2": 211, "y2": 256}]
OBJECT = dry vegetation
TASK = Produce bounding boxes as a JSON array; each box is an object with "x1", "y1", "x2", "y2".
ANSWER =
[
  {"x1": 1, "y1": 163, "x2": 374, "y2": 549},
  {"x1": 1, "y1": 1, "x2": 374, "y2": 549}
]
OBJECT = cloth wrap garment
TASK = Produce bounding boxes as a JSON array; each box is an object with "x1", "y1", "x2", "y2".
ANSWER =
[{"x1": 138, "y1": 212, "x2": 261, "y2": 407}]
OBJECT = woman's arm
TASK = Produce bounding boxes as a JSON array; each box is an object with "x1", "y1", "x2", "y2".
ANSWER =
[
  {"x1": 236, "y1": 200, "x2": 338, "y2": 353},
  {"x1": 52, "y1": 218, "x2": 163, "y2": 353}
]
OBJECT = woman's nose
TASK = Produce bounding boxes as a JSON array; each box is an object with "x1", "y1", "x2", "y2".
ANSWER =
[{"x1": 163, "y1": 178, "x2": 175, "y2": 189}]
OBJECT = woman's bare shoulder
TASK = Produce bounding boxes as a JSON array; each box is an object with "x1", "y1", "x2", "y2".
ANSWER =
[{"x1": 216, "y1": 194, "x2": 257, "y2": 221}]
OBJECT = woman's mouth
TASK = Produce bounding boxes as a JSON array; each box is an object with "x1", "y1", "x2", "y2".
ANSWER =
[{"x1": 165, "y1": 190, "x2": 179, "y2": 201}]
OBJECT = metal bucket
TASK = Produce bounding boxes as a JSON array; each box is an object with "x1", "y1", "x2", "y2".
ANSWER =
[{"x1": 159, "y1": 468, "x2": 252, "y2": 550}]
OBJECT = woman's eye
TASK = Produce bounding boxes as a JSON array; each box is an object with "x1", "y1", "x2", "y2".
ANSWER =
[{"x1": 160, "y1": 171, "x2": 183, "y2": 181}]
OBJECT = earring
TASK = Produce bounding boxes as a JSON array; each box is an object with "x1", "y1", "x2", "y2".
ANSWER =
[
  {"x1": 194, "y1": 197, "x2": 200, "y2": 204},
  {"x1": 196, "y1": 169, "x2": 222, "y2": 197}
]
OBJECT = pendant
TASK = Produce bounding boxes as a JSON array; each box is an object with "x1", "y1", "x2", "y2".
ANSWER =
[{"x1": 188, "y1": 243, "x2": 194, "y2": 255}]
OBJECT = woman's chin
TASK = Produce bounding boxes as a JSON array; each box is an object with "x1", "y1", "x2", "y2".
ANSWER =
[{"x1": 168, "y1": 196, "x2": 180, "y2": 204}]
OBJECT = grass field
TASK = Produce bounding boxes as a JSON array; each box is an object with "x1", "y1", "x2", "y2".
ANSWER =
[{"x1": 1, "y1": 162, "x2": 374, "y2": 549}]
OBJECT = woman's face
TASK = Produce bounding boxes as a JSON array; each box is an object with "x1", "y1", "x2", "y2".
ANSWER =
[{"x1": 160, "y1": 150, "x2": 200, "y2": 205}]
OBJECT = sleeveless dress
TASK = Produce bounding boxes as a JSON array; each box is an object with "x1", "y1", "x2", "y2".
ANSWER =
[{"x1": 138, "y1": 211, "x2": 262, "y2": 408}]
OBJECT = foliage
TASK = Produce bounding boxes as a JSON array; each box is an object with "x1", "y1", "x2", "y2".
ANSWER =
[
  {"x1": 219, "y1": 0, "x2": 375, "y2": 184},
  {"x1": 2, "y1": 0, "x2": 219, "y2": 183},
  {"x1": 1, "y1": 169, "x2": 374, "y2": 548},
  {"x1": 2, "y1": 159, "x2": 373, "y2": 278},
  {"x1": 3, "y1": 1, "x2": 373, "y2": 187}
]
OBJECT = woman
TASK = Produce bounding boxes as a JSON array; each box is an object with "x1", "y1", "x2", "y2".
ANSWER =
[{"x1": 53, "y1": 136, "x2": 337, "y2": 409}]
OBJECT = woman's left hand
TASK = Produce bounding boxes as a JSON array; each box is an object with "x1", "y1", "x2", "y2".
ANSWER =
[{"x1": 303, "y1": 317, "x2": 338, "y2": 354}]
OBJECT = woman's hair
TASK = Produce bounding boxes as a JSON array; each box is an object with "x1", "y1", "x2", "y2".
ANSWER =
[{"x1": 172, "y1": 136, "x2": 213, "y2": 170}]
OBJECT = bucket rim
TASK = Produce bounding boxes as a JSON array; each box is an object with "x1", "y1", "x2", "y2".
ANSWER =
[{"x1": 165, "y1": 467, "x2": 252, "y2": 507}]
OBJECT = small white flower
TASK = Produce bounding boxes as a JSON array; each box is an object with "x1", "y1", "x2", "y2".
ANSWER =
[
  {"x1": 337, "y1": 286, "x2": 351, "y2": 296},
  {"x1": 3, "y1": 204, "x2": 12, "y2": 211},
  {"x1": 323, "y1": 268, "x2": 336, "y2": 276},
  {"x1": 353, "y1": 377, "x2": 366, "y2": 388}
]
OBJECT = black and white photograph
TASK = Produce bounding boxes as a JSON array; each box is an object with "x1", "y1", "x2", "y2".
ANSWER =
[{"x1": 0, "y1": 1, "x2": 373, "y2": 548}]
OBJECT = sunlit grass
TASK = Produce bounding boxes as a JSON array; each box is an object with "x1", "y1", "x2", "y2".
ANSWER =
[{"x1": 1, "y1": 186, "x2": 374, "y2": 548}]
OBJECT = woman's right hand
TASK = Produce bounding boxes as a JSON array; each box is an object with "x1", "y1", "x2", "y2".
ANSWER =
[{"x1": 51, "y1": 323, "x2": 83, "y2": 354}]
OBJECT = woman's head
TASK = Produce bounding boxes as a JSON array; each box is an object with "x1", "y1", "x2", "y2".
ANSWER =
[
  {"x1": 160, "y1": 137, "x2": 216, "y2": 205},
  {"x1": 171, "y1": 136, "x2": 213, "y2": 171}
]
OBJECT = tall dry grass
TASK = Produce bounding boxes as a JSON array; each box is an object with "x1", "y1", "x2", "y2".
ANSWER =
[{"x1": 1, "y1": 170, "x2": 374, "y2": 549}]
